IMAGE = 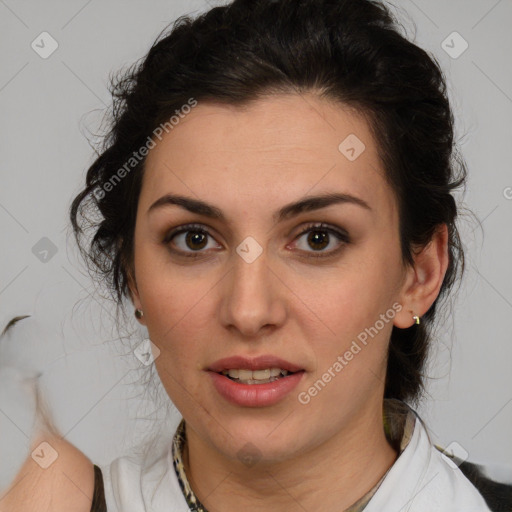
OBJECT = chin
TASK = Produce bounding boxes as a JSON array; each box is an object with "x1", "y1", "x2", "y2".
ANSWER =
[{"x1": 211, "y1": 413, "x2": 309, "y2": 464}]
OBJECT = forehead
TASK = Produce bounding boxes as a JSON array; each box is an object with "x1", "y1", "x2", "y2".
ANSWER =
[{"x1": 140, "y1": 93, "x2": 394, "y2": 219}]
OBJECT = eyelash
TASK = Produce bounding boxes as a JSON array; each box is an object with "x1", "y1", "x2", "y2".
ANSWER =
[{"x1": 163, "y1": 222, "x2": 350, "y2": 259}]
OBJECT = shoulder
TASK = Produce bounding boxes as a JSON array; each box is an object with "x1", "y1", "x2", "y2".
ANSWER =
[
  {"x1": 437, "y1": 450, "x2": 512, "y2": 512},
  {"x1": 365, "y1": 413, "x2": 493, "y2": 511},
  {"x1": 0, "y1": 432, "x2": 95, "y2": 512},
  {"x1": 406, "y1": 419, "x2": 494, "y2": 511},
  {"x1": 98, "y1": 444, "x2": 191, "y2": 512}
]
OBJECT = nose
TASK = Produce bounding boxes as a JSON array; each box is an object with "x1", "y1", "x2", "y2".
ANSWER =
[{"x1": 218, "y1": 245, "x2": 287, "y2": 339}]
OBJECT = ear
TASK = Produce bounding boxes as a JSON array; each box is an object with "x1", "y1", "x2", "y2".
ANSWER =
[
  {"x1": 118, "y1": 236, "x2": 146, "y2": 326},
  {"x1": 125, "y1": 261, "x2": 146, "y2": 326},
  {"x1": 393, "y1": 224, "x2": 450, "y2": 329},
  {"x1": 127, "y1": 271, "x2": 146, "y2": 326}
]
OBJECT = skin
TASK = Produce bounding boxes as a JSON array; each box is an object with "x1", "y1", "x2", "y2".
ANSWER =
[
  {"x1": 128, "y1": 92, "x2": 449, "y2": 511},
  {"x1": 0, "y1": 431, "x2": 95, "y2": 512}
]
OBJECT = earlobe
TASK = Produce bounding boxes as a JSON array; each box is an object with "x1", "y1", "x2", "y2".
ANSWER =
[{"x1": 393, "y1": 224, "x2": 450, "y2": 329}]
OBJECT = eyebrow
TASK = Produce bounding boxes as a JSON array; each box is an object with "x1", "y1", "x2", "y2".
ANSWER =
[{"x1": 147, "y1": 192, "x2": 371, "y2": 223}]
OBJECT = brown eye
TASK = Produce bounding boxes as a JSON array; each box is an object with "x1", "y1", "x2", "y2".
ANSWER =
[
  {"x1": 184, "y1": 231, "x2": 208, "y2": 250},
  {"x1": 164, "y1": 223, "x2": 221, "y2": 256},
  {"x1": 293, "y1": 223, "x2": 349, "y2": 257},
  {"x1": 306, "y1": 230, "x2": 330, "y2": 251}
]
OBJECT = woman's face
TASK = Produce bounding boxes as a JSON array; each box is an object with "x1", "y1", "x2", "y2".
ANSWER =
[{"x1": 130, "y1": 93, "x2": 411, "y2": 463}]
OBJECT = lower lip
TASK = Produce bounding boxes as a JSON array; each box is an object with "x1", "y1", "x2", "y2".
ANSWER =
[{"x1": 208, "y1": 371, "x2": 305, "y2": 407}]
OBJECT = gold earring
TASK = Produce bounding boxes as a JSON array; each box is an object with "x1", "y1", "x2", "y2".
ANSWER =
[
  {"x1": 412, "y1": 315, "x2": 420, "y2": 325},
  {"x1": 135, "y1": 308, "x2": 144, "y2": 319}
]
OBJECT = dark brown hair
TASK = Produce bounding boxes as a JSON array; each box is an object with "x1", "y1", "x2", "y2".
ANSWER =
[{"x1": 70, "y1": 0, "x2": 466, "y2": 405}]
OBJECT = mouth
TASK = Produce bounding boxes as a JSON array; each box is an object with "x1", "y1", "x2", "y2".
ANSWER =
[
  {"x1": 219, "y1": 367, "x2": 301, "y2": 385},
  {"x1": 207, "y1": 354, "x2": 305, "y2": 385},
  {"x1": 207, "y1": 356, "x2": 306, "y2": 407}
]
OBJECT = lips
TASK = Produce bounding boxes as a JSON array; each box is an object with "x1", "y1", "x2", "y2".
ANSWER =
[{"x1": 207, "y1": 354, "x2": 304, "y2": 373}]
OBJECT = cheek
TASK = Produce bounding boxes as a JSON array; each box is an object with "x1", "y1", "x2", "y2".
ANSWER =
[
  {"x1": 296, "y1": 274, "x2": 395, "y2": 418},
  {"x1": 298, "y1": 250, "x2": 400, "y2": 338},
  {"x1": 294, "y1": 243, "x2": 402, "y2": 386},
  {"x1": 298, "y1": 280, "x2": 390, "y2": 379},
  {"x1": 140, "y1": 277, "x2": 211, "y2": 361},
  {"x1": 142, "y1": 273, "x2": 214, "y2": 411},
  {"x1": 135, "y1": 238, "x2": 217, "y2": 329}
]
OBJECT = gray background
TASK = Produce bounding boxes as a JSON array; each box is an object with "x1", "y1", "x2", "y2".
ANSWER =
[{"x1": 1, "y1": 0, "x2": 511, "y2": 489}]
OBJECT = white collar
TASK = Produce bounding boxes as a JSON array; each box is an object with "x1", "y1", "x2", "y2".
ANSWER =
[
  {"x1": 100, "y1": 405, "x2": 491, "y2": 512},
  {"x1": 364, "y1": 409, "x2": 491, "y2": 511}
]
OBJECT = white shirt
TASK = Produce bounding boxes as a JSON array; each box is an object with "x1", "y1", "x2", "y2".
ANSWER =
[{"x1": 99, "y1": 409, "x2": 492, "y2": 512}]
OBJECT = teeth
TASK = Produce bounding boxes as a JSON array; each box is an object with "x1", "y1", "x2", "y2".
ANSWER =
[
  {"x1": 253, "y1": 369, "x2": 270, "y2": 379},
  {"x1": 220, "y1": 367, "x2": 290, "y2": 382},
  {"x1": 238, "y1": 369, "x2": 253, "y2": 380}
]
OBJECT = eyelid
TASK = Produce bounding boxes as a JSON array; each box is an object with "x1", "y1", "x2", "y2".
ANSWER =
[
  {"x1": 162, "y1": 223, "x2": 217, "y2": 244},
  {"x1": 293, "y1": 222, "x2": 349, "y2": 241}
]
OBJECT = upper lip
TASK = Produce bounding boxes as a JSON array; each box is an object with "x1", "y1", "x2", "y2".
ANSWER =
[{"x1": 208, "y1": 355, "x2": 304, "y2": 373}]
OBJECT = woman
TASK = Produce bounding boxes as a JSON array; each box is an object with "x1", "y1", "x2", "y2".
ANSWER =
[{"x1": 0, "y1": 0, "x2": 501, "y2": 510}]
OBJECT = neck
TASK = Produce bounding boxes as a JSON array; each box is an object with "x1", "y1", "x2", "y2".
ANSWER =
[{"x1": 183, "y1": 401, "x2": 399, "y2": 512}]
